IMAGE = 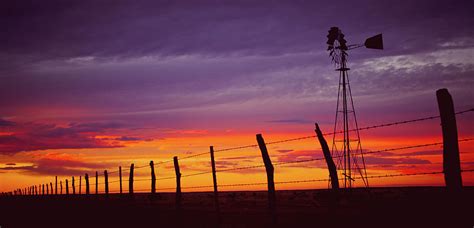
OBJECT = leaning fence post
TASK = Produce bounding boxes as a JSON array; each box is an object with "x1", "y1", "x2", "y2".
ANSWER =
[
  {"x1": 150, "y1": 161, "x2": 156, "y2": 194},
  {"x1": 315, "y1": 123, "x2": 339, "y2": 189},
  {"x1": 55, "y1": 176, "x2": 58, "y2": 195},
  {"x1": 129, "y1": 163, "x2": 134, "y2": 196},
  {"x1": 437, "y1": 88, "x2": 463, "y2": 191},
  {"x1": 119, "y1": 166, "x2": 123, "y2": 194},
  {"x1": 174, "y1": 156, "x2": 182, "y2": 210},
  {"x1": 66, "y1": 179, "x2": 69, "y2": 195},
  {"x1": 256, "y1": 133, "x2": 276, "y2": 224},
  {"x1": 210, "y1": 146, "x2": 221, "y2": 223},
  {"x1": 104, "y1": 170, "x2": 109, "y2": 196},
  {"x1": 72, "y1": 177, "x2": 75, "y2": 195},
  {"x1": 85, "y1": 173, "x2": 90, "y2": 195}
]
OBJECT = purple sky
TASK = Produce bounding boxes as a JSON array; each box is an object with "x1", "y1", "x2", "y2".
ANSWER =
[{"x1": 1, "y1": 0, "x2": 473, "y2": 134}]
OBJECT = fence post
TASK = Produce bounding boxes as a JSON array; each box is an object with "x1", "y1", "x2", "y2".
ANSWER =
[
  {"x1": 256, "y1": 133, "x2": 276, "y2": 224},
  {"x1": 150, "y1": 161, "x2": 156, "y2": 194},
  {"x1": 60, "y1": 181, "x2": 63, "y2": 195},
  {"x1": 35, "y1": 185, "x2": 38, "y2": 195},
  {"x1": 95, "y1": 171, "x2": 98, "y2": 195},
  {"x1": 210, "y1": 146, "x2": 221, "y2": 224},
  {"x1": 72, "y1": 177, "x2": 75, "y2": 195},
  {"x1": 119, "y1": 166, "x2": 123, "y2": 194},
  {"x1": 129, "y1": 163, "x2": 134, "y2": 196},
  {"x1": 79, "y1": 176, "x2": 82, "y2": 194},
  {"x1": 50, "y1": 183, "x2": 53, "y2": 195},
  {"x1": 66, "y1": 179, "x2": 69, "y2": 195},
  {"x1": 55, "y1": 176, "x2": 58, "y2": 195},
  {"x1": 85, "y1": 173, "x2": 90, "y2": 195},
  {"x1": 173, "y1": 156, "x2": 181, "y2": 210},
  {"x1": 104, "y1": 170, "x2": 109, "y2": 197},
  {"x1": 42, "y1": 184, "x2": 45, "y2": 195},
  {"x1": 315, "y1": 123, "x2": 339, "y2": 189},
  {"x1": 46, "y1": 184, "x2": 49, "y2": 195},
  {"x1": 436, "y1": 88, "x2": 462, "y2": 191}
]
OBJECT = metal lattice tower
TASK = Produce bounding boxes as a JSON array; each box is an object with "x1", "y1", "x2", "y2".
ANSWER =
[{"x1": 326, "y1": 27, "x2": 383, "y2": 188}]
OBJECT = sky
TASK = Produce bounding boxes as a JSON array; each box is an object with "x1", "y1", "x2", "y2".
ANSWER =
[{"x1": 1, "y1": 0, "x2": 473, "y2": 193}]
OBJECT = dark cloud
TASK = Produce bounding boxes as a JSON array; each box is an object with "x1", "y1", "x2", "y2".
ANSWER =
[
  {"x1": 0, "y1": 119, "x2": 15, "y2": 126},
  {"x1": 266, "y1": 119, "x2": 312, "y2": 124},
  {"x1": 0, "y1": 158, "x2": 116, "y2": 176},
  {"x1": 114, "y1": 136, "x2": 151, "y2": 141},
  {"x1": 0, "y1": 120, "x2": 128, "y2": 154}
]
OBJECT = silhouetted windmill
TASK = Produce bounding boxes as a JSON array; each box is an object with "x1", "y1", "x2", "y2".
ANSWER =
[{"x1": 326, "y1": 27, "x2": 383, "y2": 188}]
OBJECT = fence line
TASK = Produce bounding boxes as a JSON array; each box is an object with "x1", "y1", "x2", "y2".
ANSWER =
[{"x1": 4, "y1": 107, "x2": 474, "y2": 196}]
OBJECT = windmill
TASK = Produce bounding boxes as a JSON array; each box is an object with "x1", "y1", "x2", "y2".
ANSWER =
[{"x1": 326, "y1": 27, "x2": 383, "y2": 188}]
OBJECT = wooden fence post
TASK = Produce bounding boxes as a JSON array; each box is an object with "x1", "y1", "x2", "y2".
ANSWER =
[
  {"x1": 129, "y1": 163, "x2": 134, "y2": 196},
  {"x1": 104, "y1": 170, "x2": 109, "y2": 196},
  {"x1": 150, "y1": 161, "x2": 156, "y2": 194},
  {"x1": 210, "y1": 146, "x2": 221, "y2": 223},
  {"x1": 437, "y1": 89, "x2": 463, "y2": 191},
  {"x1": 79, "y1": 176, "x2": 82, "y2": 194},
  {"x1": 174, "y1": 156, "x2": 181, "y2": 210},
  {"x1": 60, "y1": 181, "x2": 63, "y2": 194},
  {"x1": 315, "y1": 123, "x2": 339, "y2": 189},
  {"x1": 66, "y1": 179, "x2": 69, "y2": 195},
  {"x1": 55, "y1": 176, "x2": 58, "y2": 195},
  {"x1": 85, "y1": 173, "x2": 90, "y2": 195},
  {"x1": 46, "y1": 184, "x2": 49, "y2": 195},
  {"x1": 119, "y1": 166, "x2": 123, "y2": 194},
  {"x1": 50, "y1": 183, "x2": 53, "y2": 195},
  {"x1": 35, "y1": 185, "x2": 38, "y2": 195},
  {"x1": 42, "y1": 184, "x2": 45, "y2": 195},
  {"x1": 72, "y1": 177, "x2": 75, "y2": 195},
  {"x1": 95, "y1": 171, "x2": 98, "y2": 195},
  {"x1": 256, "y1": 133, "x2": 276, "y2": 224}
]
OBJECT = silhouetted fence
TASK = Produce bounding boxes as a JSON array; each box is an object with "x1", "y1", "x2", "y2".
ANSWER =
[{"x1": 2, "y1": 89, "x2": 474, "y2": 224}]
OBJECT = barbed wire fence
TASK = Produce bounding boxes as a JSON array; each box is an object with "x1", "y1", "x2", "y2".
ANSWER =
[{"x1": 3, "y1": 107, "x2": 474, "y2": 197}]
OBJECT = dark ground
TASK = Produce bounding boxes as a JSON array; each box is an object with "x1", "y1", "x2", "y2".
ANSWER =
[{"x1": 0, "y1": 187, "x2": 472, "y2": 228}]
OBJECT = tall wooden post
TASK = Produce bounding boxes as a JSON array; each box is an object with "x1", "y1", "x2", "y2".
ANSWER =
[
  {"x1": 95, "y1": 171, "x2": 98, "y2": 195},
  {"x1": 150, "y1": 161, "x2": 156, "y2": 194},
  {"x1": 129, "y1": 163, "x2": 134, "y2": 195},
  {"x1": 42, "y1": 184, "x2": 45, "y2": 195},
  {"x1": 174, "y1": 156, "x2": 182, "y2": 210},
  {"x1": 85, "y1": 173, "x2": 90, "y2": 195},
  {"x1": 60, "y1": 181, "x2": 63, "y2": 194},
  {"x1": 72, "y1": 177, "x2": 75, "y2": 195},
  {"x1": 315, "y1": 123, "x2": 339, "y2": 189},
  {"x1": 66, "y1": 179, "x2": 69, "y2": 195},
  {"x1": 46, "y1": 184, "x2": 49, "y2": 195},
  {"x1": 79, "y1": 176, "x2": 82, "y2": 194},
  {"x1": 119, "y1": 166, "x2": 123, "y2": 194},
  {"x1": 437, "y1": 88, "x2": 462, "y2": 191},
  {"x1": 104, "y1": 170, "x2": 109, "y2": 196},
  {"x1": 256, "y1": 133, "x2": 276, "y2": 224},
  {"x1": 210, "y1": 146, "x2": 221, "y2": 223},
  {"x1": 55, "y1": 176, "x2": 58, "y2": 195}
]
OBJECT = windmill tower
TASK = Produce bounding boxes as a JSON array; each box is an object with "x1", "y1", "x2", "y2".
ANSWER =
[{"x1": 326, "y1": 27, "x2": 383, "y2": 188}]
